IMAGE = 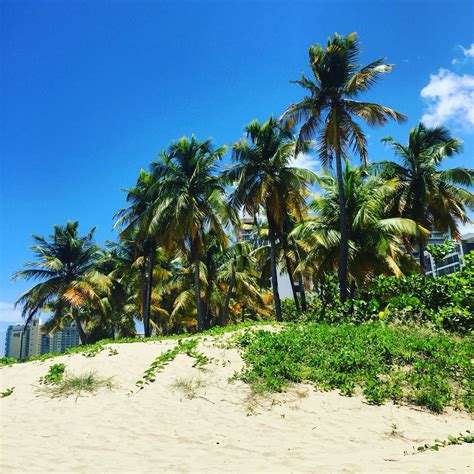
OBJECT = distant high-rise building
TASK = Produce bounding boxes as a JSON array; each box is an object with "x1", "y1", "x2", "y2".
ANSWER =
[
  {"x1": 4, "y1": 319, "x2": 80, "y2": 359},
  {"x1": 50, "y1": 323, "x2": 80, "y2": 353},
  {"x1": 5, "y1": 324, "x2": 25, "y2": 359}
]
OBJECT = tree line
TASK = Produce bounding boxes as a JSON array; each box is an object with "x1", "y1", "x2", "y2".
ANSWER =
[{"x1": 14, "y1": 33, "x2": 473, "y2": 344}]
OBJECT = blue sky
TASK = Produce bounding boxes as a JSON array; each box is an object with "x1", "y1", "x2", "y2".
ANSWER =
[{"x1": 1, "y1": 0, "x2": 473, "y2": 330}]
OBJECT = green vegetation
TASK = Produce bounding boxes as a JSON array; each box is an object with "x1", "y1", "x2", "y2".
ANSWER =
[
  {"x1": 281, "y1": 32, "x2": 406, "y2": 301},
  {"x1": 12, "y1": 32, "x2": 472, "y2": 345},
  {"x1": 409, "y1": 432, "x2": 474, "y2": 455},
  {"x1": 1, "y1": 387, "x2": 15, "y2": 398},
  {"x1": 39, "y1": 363, "x2": 66, "y2": 385},
  {"x1": 40, "y1": 372, "x2": 115, "y2": 399},
  {"x1": 136, "y1": 338, "x2": 208, "y2": 388},
  {"x1": 238, "y1": 323, "x2": 473, "y2": 413},
  {"x1": 281, "y1": 252, "x2": 474, "y2": 333},
  {"x1": 7, "y1": 33, "x2": 474, "y2": 415},
  {"x1": 0, "y1": 357, "x2": 17, "y2": 366},
  {"x1": 0, "y1": 321, "x2": 276, "y2": 367}
]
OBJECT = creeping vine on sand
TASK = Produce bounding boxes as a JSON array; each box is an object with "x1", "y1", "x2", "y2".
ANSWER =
[{"x1": 135, "y1": 339, "x2": 208, "y2": 389}]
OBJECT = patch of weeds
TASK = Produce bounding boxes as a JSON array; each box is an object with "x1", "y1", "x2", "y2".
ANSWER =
[
  {"x1": 40, "y1": 372, "x2": 114, "y2": 399},
  {"x1": 107, "y1": 347, "x2": 119, "y2": 356},
  {"x1": 170, "y1": 376, "x2": 207, "y2": 399},
  {"x1": 238, "y1": 323, "x2": 473, "y2": 413},
  {"x1": 405, "y1": 432, "x2": 474, "y2": 454},
  {"x1": 1, "y1": 387, "x2": 14, "y2": 398},
  {"x1": 39, "y1": 363, "x2": 66, "y2": 385}
]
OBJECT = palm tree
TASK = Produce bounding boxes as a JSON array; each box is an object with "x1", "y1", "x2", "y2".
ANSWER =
[
  {"x1": 224, "y1": 117, "x2": 315, "y2": 321},
  {"x1": 150, "y1": 136, "x2": 228, "y2": 331},
  {"x1": 281, "y1": 32, "x2": 406, "y2": 301},
  {"x1": 291, "y1": 164, "x2": 425, "y2": 289},
  {"x1": 14, "y1": 221, "x2": 109, "y2": 347},
  {"x1": 374, "y1": 123, "x2": 473, "y2": 269},
  {"x1": 114, "y1": 170, "x2": 158, "y2": 337},
  {"x1": 250, "y1": 218, "x2": 308, "y2": 312},
  {"x1": 218, "y1": 241, "x2": 259, "y2": 326}
]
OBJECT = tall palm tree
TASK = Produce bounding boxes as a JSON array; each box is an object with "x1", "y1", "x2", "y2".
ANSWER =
[
  {"x1": 14, "y1": 221, "x2": 109, "y2": 347},
  {"x1": 114, "y1": 170, "x2": 157, "y2": 336},
  {"x1": 224, "y1": 117, "x2": 315, "y2": 321},
  {"x1": 374, "y1": 123, "x2": 473, "y2": 269},
  {"x1": 281, "y1": 32, "x2": 406, "y2": 301},
  {"x1": 150, "y1": 136, "x2": 227, "y2": 331},
  {"x1": 292, "y1": 164, "x2": 425, "y2": 289}
]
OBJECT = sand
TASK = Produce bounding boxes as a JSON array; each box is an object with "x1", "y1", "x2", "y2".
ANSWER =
[{"x1": 1, "y1": 331, "x2": 473, "y2": 473}]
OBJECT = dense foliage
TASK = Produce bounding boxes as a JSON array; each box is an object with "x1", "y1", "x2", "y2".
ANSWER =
[
  {"x1": 11, "y1": 28, "x2": 474, "y2": 414},
  {"x1": 238, "y1": 323, "x2": 473, "y2": 413},
  {"x1": 282, "y1": 252, "x2": 474, "y2": 333}
]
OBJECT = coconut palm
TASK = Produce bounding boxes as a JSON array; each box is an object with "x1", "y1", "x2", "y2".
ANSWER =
[
  {"x1": 114, "y1": 170, "x2": 158, "y2": 336},
  {"x1": 250, "y1": 218, "x2": 308, "y2": 312},
  {"x1": 281, "y1": 32, "x2": 406, "y2": 301},
  {"x1": 374, "y1": 123, "x2": 473, "y2": 269},
  {"x1": 149, "y1": 136, "x2": 227, "y2": 331},
  {"x1": 218, "y1": 241, "x2": 261, "y2": 326},
  {"x1": 224, "y1": 117, "x2": 315, "y2": 321},
  {"x1": 14, "y1": 221, "x2": 110, "y2": 346},
  {"x1": 292, "y1": 164, "x2": 425, "y2": 289}
]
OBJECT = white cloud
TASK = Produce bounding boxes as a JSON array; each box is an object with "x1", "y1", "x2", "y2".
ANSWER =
[
  {"x1": 420, "y1": 68, "x2": 474, "y2": 130},
  {"x1": 0, "y1": 302, "x2": 23, "y2": 323},
  {"x1": 291, "y1": 152, "x2": 320, "y2": 172}
]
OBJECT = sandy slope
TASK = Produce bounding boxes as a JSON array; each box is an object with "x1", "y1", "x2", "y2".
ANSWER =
[{"x1": 1, "y1": 331, "x2": 472, "y2": 473}]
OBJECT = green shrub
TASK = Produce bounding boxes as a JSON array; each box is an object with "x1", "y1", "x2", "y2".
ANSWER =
[
  {"x1": 238, "y1": 323, "x2": 473, "y2": 413},
  {"x1": 282, "y1": 252, "x2": 474, "y2": 333},
  {"x1": 39, "y1": 363, "x2": 66, "y2": 385}
]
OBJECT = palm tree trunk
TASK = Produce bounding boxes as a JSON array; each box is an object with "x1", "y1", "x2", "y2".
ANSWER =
[
  {"x1": 293, "y1": 242, "x2": 307, "y2": 313},
  {"x1": 72, "y1": 307, "x2": 87, "y2": 345},
  {"x1": 191, "y1": 236, "x2": 204, "y2": 331},
  {"x1": 143, "y1": 242, "x2": 156, "y2": 337},
  {"x1": 221, "y1": 260, "x2": 236, "y2": 326},
  {"x1": 267, "y1": 211, "x2": 282, "y2": 322},
  {"x1": 285, "y1": 255, "x2": 300, "y2": 312},
  {"x1": 335, "y1": 152, "x2": 349, "y2": 302},
  {"x1": 140, "y1": 264, "x2": 148, "y2": 337}
]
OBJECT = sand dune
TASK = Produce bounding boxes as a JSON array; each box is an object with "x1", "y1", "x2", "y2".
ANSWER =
[{"x1": 1, "y1": 332, "x2": 472, "y2": 473}]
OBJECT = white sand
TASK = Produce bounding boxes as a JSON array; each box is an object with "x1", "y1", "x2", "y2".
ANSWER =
[{"x1": 1, "y1": 332, "x2": 472, "y2": 473}]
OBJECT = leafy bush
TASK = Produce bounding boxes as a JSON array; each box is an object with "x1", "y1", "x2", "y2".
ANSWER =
[
  {"x1": 0, "y1": 357, "x2": 17, "y2": 367},
  {"x1": 40, "y1": 363, "x2": 66, "y2": 385},
  {"x1": 238, "y1": 323, "x2": 473, "y2": 413},
  {"x1": 282, "y1": 252, "x2": 474, "y2": 333}
]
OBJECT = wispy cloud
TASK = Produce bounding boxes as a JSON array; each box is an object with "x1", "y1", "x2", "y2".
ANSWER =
[
  {"x1": 0, "y1": 302, "x2": 23, "y2": 323},
  {"x1": 452, "y1": 43, "x2": 474, "y2": 64},
  {"x1": 291, "y1": 152, "x2": 320, "y2": 172},
  {"x1": 420, "y1": 68, "x2": 474, "y2": 130}
]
